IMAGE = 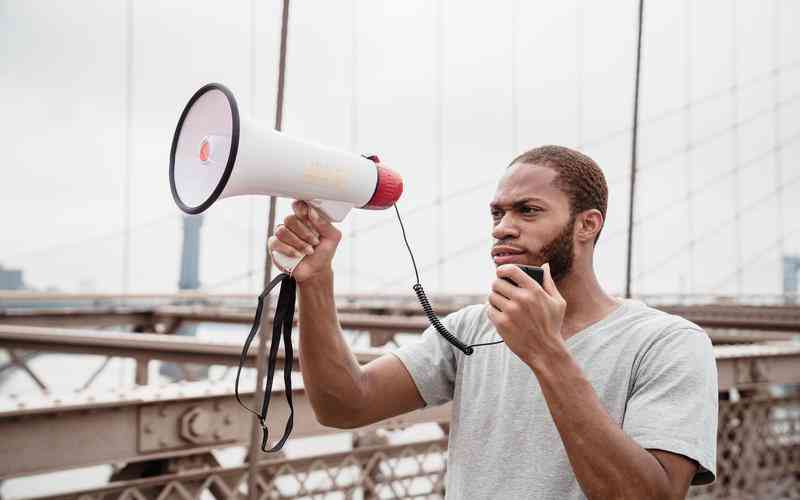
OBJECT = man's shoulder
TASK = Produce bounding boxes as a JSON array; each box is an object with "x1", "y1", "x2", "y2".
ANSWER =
[
  {"x1": 623, "y1": 300, "x2": 713, "y2": 364},
  {"x1": 619, "y1": 299, "x2": 704, "y2": 335},
  {"x1": 442, "y1": 303, "x2": 491, "y2": 340},
  {"x1": 615, "y1": 299, "x2": 710, "y2": 354}
]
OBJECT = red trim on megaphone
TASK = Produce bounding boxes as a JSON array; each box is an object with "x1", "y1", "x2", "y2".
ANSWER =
[{"x1": 363, "y1": 165, "x2": 403, "y2": 209}]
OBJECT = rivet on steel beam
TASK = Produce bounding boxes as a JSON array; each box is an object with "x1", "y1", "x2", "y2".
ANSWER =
[{"x1": 143, "y1": 424, "x2": 153, "y2": 434}]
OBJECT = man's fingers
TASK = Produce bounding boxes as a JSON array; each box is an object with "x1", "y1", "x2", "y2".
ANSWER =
[
  {"x1": 487, "y1": 291, "x2": 509, "y2": 312},
  {"x1": 268, "y1": 236, "x2": 306, "y2": 259},
  {"x1": 275, "y1": 224, "x2": 315, "y2": 255},
  {"x1": 491, "y1": 278, "x2": 518, "y2": 300},
  {"x1": 289, "y1": 201, "x2": 340, "y2": 241},
  {"x1": 284, "y1": 214, "x2": 320, "y2": 246}
]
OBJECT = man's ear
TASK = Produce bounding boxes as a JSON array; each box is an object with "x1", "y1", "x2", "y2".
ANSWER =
[{"x1": 575, "y1": 209, "x2": 604, "y2": 243}]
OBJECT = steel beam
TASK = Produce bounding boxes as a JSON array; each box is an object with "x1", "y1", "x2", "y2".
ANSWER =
[
  {"x1": 2, "y1": 301, "x2": 799, "y2": 334},
  {"x1": 715, "y1": 343, "x2": 800, "y2": 390},
  {"x1": 0, "y1": 308, "x2": 154, "y2": 329},
  {"x1": 0, "y1": 379, "x2": 450, "y2": 479},
  {"x1": 0, "y1": 325, "x2": 383, "y2": 369}
]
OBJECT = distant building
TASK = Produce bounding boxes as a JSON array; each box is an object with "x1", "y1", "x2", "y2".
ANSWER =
[
  {"x1": 0, "y1": 264, "x2": 25, "y2": 290},
  {"x1": 784, "y1": 256, "x2": 800, "y2": 304},
  {"x1": 179, "y1": 215, "x2": 203, "y2": 291}
]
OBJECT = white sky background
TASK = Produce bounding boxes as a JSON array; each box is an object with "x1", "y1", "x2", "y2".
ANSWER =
[{"x1": 1, "y1": 0, "x2": 799, "y2": 297}]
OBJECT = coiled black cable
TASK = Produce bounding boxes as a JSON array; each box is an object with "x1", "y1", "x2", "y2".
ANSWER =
[
  {"x1": 412, "y1": 282, "x2": 474, "y2": 354},
  {"x1": 394, "y1": 204, "x2": 504, "y2": 355}
]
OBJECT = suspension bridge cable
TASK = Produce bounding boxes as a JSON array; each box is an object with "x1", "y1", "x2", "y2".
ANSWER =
[
  {"x1": 601, "y1": 130, "x2": 800, "y2": 243},
  {"x1": 625, "y1": 0, "x2": 646, "y2": 298},
  {"x1": 580, "y1": 58, "x2": 800, "y2": 150},
  {"x1": 634, "y1": 172, "x2": 800, "y2": 282},
  {"x1": 606, "y1": 89, "x2": 800, "y2": 186},
  {"x1": 3, "y1": 213, "x2": 180, "y2": 262},
  {"x1": 709, "y1": 224, "x2": 800, "y2": 292},
  {"x1": 372, "y1": 131, "x2": 800, "y2": 293},
  {"x1": 344, "y1": 61, "x2": 800, "y2": 244}
]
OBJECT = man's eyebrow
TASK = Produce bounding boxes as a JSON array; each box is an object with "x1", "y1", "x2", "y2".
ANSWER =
[{"x1": 489, "y1": 197, "x2": 549, "y2": 209}]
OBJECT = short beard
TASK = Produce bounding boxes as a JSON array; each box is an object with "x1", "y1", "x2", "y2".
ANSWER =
[{"x1": 532, "y1": 215, "x2": 575, "y2": 282}]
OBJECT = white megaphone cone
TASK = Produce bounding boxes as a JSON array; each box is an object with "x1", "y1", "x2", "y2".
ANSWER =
[{"x1": 169, "y1": 83, "x2": 403, "y2": 273}]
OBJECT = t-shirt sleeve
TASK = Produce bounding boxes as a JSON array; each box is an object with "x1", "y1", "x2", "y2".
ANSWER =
[
  {"x1": 389, "y1": 311, "x2": 461, "y2": 407},
  {"x1": 623, "y1": 326, "x2": 718, "y2": 485}
]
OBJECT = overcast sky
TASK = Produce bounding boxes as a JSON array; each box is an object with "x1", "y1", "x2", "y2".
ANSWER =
[{"x1": 1, "y1": 0, "x2": 798, "y2": 297}]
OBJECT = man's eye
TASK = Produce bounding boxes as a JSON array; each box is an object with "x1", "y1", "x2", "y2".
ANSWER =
[
  {"x1": 519, "y1": 206, "x2": 539, "y2": 214},
  {"x1": 491, "y1": 210, "x2": 503, "y2": 219}
]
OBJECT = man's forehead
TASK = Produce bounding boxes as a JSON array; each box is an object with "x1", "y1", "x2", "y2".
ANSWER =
[{"x1": 491, "y1": 163, "x2": 562, "y2": 206}]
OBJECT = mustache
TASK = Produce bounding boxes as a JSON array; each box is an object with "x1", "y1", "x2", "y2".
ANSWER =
[{"x1": 493, "y1": 238, "x2": 519, "y2": 246}]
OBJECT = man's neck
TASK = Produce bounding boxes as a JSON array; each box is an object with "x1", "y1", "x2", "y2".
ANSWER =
[{"x1": 554, "y1": 266, "x2": 621, "y2": 340}]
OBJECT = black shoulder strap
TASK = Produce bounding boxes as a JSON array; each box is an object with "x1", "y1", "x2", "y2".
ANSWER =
[{"x1": 234, "y1": 272, "x2": 297, "y2": 452}]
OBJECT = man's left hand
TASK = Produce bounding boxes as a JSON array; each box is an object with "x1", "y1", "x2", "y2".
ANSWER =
[{"x1": 487, "y1": 262, "x2": 568, "y2": 367}]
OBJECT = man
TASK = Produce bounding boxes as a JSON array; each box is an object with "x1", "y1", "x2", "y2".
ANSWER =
[{"x1": 269, "y1": 145, "x2": 718, "y2": 499}]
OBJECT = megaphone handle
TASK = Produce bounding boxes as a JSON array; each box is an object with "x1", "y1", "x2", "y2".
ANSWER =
[{"x1": 272, "y1": 251, "x2": 305, "y2": 275}]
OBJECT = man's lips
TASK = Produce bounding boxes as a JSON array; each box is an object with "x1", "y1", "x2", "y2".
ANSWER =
[{"x1": 491, "y1": 245, "x2": 526, "y2": 264}]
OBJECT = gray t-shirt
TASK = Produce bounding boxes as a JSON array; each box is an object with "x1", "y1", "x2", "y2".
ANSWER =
[{"x1": 391, "y1": 299, "x2": 718, "y2": 499}]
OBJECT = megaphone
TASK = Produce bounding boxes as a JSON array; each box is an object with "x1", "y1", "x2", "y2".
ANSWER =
[{"x1": 169, "y1": 83, "x2": 403, "y2": 271}]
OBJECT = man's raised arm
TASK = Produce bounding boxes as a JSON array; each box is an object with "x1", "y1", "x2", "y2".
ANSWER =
[{"x1": 269, "y1": 200, "x2": 424, "y2": 429}]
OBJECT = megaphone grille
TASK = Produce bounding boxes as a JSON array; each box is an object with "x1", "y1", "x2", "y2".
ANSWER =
[{"x1": 169, "y1": 83, "x2": 240, "y2": 214}]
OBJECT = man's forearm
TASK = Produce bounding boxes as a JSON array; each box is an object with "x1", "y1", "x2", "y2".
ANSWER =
[
  {"x1": 527, "y1": 347, "x2": 672, "y2": 500},
  {"x1": 297, "y1": 270, "x2": 367, "y2": 427}
]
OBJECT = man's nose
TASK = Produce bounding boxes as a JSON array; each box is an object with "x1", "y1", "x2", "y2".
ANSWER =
[{"x1": 492, "y1": 213, "x2": 519, "y2": 240}]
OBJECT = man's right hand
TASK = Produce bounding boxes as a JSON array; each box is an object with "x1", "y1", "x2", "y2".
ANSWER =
[{"x1": 268, "y1": 200, "x2": 342, "y2": 283}]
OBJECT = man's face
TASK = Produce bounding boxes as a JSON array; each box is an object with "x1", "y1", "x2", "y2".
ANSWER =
[{"x1": 489, "y1": 163, "x2": 575, "y2": 282}]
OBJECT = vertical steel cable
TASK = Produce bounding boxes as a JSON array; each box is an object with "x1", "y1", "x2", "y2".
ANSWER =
[
  {"x1": 625, "y1": 0, "x2": 645, "y2": 299},
  {"x1": 248, "y1": 0, "x2": 290, "y2": 496}
]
